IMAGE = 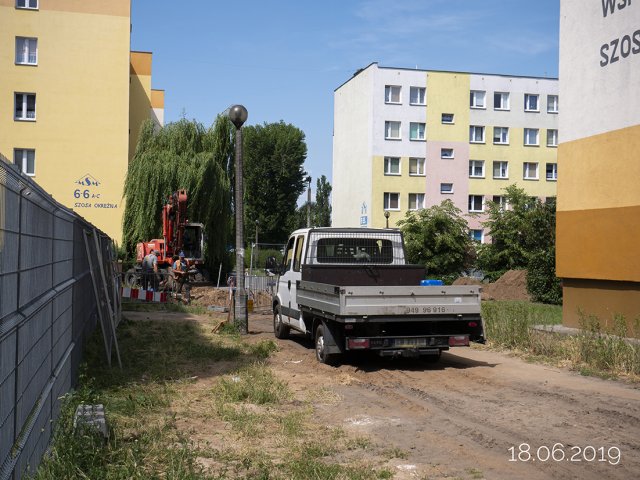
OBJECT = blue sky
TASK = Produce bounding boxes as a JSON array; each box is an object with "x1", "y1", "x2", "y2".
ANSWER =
[{"x1": 131, "y1": 0, "x2": 559, "y2": 192}]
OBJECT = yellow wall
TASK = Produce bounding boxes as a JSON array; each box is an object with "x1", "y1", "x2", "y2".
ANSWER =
[
  {"x1": 426, "y1": 72, "x2": 470, "y2": 141},
  {"x1": 371, "y1": 156, "x2": 427, "y2": 227},
  {"x1": 469, "y1": 131, "x2": 558, "y2": 198},
  {"x1": 0, "y1": 1, "x2": 131, "y2": 242},
  {"x1": 129, "y1": 51, "x2": 153, "y2": 161}
]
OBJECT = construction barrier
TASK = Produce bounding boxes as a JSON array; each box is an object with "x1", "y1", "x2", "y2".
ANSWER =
[{"x1": 120, "y1": 287, "x2": 167, "y2": 303}]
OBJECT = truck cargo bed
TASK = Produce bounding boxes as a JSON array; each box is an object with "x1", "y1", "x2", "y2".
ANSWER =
[{"x1": 297, "y1": 280, "x2": 482, "y2": 319}]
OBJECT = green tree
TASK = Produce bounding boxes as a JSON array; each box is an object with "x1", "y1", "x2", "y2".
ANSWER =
[
  {"x1": 314, "y1": 175, "x2": 332, "y2": 227},
  {"x1": 243, "y1": 121, "x2": 307, "y2": 243},
  {"x1": 477, "y1": 184, "x2": 537, "y2": 276},
  {"x1": 122, "y1": 117, "x2": 233, "y2": 272},
  {"x1": 397, "y1": 200, "x2": 473, "y2": 277},
  {"x1": 478, "y1": 185, "x2": 561, "y2": 303},
  {"x1": 292, "y1": 175, "x2": 332, "y2": 229}
]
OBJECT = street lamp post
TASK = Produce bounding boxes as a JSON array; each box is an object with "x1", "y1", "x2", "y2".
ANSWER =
[
  {"x1": 229, "y1": 105, "x2": 248, "y2": 334},
  {"x1": 384, "y1": 210, "x2": 390, "y2": 229}
]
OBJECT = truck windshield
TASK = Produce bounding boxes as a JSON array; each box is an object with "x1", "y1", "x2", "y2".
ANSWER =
[{"x1": 314, "y1": 237, "x2": 394, "y2": 264}]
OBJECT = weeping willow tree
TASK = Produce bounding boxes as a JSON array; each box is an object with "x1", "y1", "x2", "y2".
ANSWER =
[{"x1": 122, "y1": 117, "x2": 233, "y2": 273}]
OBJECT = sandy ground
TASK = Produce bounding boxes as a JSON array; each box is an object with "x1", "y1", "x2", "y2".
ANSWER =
[{"x1": 241, "y1": 309, "x2": 640, "y2": 480}]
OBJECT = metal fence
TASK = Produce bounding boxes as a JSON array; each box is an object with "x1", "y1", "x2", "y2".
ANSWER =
[{"x1": 0, "y1": 162, "x2": 120, "y2": 480}]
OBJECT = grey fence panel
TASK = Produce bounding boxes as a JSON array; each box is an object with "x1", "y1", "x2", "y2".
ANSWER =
[{"x1": 0, "y1": 162, "x2": 120, "y2": 480}]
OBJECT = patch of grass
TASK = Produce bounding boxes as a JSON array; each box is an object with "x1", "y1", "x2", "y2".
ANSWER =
[
  {"x1": 346, "y1": 436, "x2": 373, "y2": 451},
  {"x1": 482, "y1": 301, "x2": 640, "y2": 379},
  {"x1": 482, "y1": 301, "x2": 562, "y2": 350},
  {"x1": 34, "y1": 315, "x2": 280, "y2": 479},
  {"x1": 572, "y1": 313, "x2": 640, "y2": 376},
  {"x1": 216, "y1": 363, "x2": 289, "y2": 405},
  {"x1": 382, "y1": 446, "x2": 409, "y2": 459},
  {"x1": 466, "y1": 467, "x2": 485, "y2": 479}
]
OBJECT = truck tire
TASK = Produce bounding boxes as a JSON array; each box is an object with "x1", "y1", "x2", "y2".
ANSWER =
[
  {"x1": 273, "y1": 306, "x2": 290, "y2": 339},
  {"x1": 315, "y1": 324, "x2": 340, "y2": 366},
  {"x1": 124, "y1": 268, "x2": 140, "y2": 288}
]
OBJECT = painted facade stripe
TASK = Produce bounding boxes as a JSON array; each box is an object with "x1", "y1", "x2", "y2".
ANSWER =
[
  {"x1": 556, "y1": 205, "x2": 640, "y2": 282},
  {"x1": 562, "y1": 279, "x2": 640, "y2": 334},
  {"x1": 557, "y1": 124, "x2": 640, "y2": 212}
]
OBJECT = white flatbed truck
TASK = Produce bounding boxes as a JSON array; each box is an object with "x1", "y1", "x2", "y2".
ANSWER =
[{"x1": 272, "y1": 228, "x2": 485, "y2": 365}]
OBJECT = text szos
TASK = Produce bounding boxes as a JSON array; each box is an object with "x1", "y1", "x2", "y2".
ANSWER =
[{"x1": 600, "y1": 29, "x2": 640, "y2": 67}]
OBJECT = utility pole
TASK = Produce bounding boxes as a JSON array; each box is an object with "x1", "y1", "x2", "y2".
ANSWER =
[{"x1": 306, "y1": 175, "x2": 312, "y2": 228}]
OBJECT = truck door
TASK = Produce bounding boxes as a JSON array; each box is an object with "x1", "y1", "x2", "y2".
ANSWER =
[{"x1": 278, "y1": 234, "x2": 305, "y2": 328}]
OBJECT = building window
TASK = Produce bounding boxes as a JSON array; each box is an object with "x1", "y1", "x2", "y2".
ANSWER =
[
  {"x1": 440, "y1": 183, "x2": 453, "y2": 194},
  {"x1": 409, "y1": 122, "x2": 425, "y2": 141},
  {"x1": 384, "y1": 156, "x2": 401, "y2": 175},
  {"x1": 409, "y1": 87, "x2": 426, "y2": 105},
  {"x1": 16, "y1": 0, "x2": 38, "y2": 9},
  {"x1": 523, "y1": 162, "x2": 539, "y2": 180},
  {"x1": 441, "y1": 148, "x2": 454, "y2": 159},
  {"x1": 15, "y1": 37, "x2": 37, "y2": 65},
  {"x1": 409, "y1": 157, "x2": 425, "y2": 176},
  {"x1": 408, "y1": 193, "x2": 425, "y2": 210},
  {"x1": 546, "y1": 163, "x2": 558, "y2": 181},
  {"x1": 385, "y1": 85, "x2": 401, "y2": 104},
  {"x1": 470, "y1": 90, "x2": 486, "y2": 109},
  {"x1": 384, "y1": 192, "x2": 400, "y2": 210},
  {"x1": 524, "y1": 128, "x2": 539, "y2": 146},
  {"x1": 469, "y1": 229, "x2": 483, "y2": 243},
  {"x1": 468, "y1": 195, "x2": 484, "y2": 212},
  {"x1": 494, "y1": 92, "x2": 510, "y2": 110},
  {"x1": 493, "y1": 161, "x2": 508, "y2": 179},
  {"x1": 384, "y1": 121, "x2": 401, "y2": 140},
  {"x1": 547, "y1": 95, "x2": 559, "y2": 113},
  {"x1": 469, "y1": 126, "x2": 485, "y2": 143},
  {"x1": 524, "y1": 93, "x2": 539, "y2": 112},
  {"x1": 493, "y1": 127, "x2": 509, "y2": 145},
  {"x1": 492, "y1": 195, "x2": 508, "y2": 210},
  {"x1": 547, "y1": 129, "x2": 558, "y2": 147},
  {"x1": 441, "y1": 113, "x2": 454, "y2": 124},
  {"x1": 14, "y1": 148, "x2": 35, "y2": 176},
  {"x1": 15, "y1": 93, "x2": 36, "y2": 120},
  {"x1": 469, "y1": 160, "x2": 485, "y2": 178}
]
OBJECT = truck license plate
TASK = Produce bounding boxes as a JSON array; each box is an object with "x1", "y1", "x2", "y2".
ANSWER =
[{"x1": 393, "y1": 338, "x2": 427, "y2": 348}]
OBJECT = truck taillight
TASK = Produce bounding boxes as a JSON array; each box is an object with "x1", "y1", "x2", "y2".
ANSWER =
[
  {"x1": 468, "y1": 321, "x2": 478, "y2": 328},
  {"x1": 348, "y1": 338, "x2": 370, "y2": 349},
  {"x1": 448, "y1": 335, "x2": 469, "y2": 346}
]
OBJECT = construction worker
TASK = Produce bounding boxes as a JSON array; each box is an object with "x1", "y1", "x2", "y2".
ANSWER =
[
  {"x1": 172, "y1": 251, "x2": 188, "y2": 294},
  {"x1": 142, "y1": 250, "x2": 160, "y2": 291}
]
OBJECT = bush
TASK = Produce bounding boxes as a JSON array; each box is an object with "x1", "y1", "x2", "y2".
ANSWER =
[{"x1": 527, "y1": 249, "x2": 562, "y2": 304}]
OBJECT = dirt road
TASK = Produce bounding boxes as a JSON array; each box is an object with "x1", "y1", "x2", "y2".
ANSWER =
[{"x1": 246, "y1": 310, "x2": 640, "y2": 479}]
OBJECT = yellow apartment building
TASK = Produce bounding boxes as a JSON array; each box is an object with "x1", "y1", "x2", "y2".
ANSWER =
[
  {"x1": 333, "y1": 63, "x2": 558, "y2": 241},
  {"x1": 0, "y1": 0, "x2": 163, "y2": 242}
]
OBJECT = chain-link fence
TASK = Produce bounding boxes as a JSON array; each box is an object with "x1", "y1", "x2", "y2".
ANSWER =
[{"x1": 0, "y1": 162, "x2": 120, "y2": 480}]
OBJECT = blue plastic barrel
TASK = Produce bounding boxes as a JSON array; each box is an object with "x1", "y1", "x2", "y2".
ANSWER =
[{"x1": 420, "y1": 279, "x2": 444, "y2": 286}]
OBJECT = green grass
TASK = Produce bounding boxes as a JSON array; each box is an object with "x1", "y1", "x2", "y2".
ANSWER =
[
  {"x1": 482, "y1": 301, "x2": 640, "y2": 379},
  {"x1": 35, "y1": 316, "x2": 401, "y2": 479}
]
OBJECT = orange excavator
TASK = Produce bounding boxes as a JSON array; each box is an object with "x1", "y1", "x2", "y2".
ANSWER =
[{"x1": 125, "y1": 190, "x2": 205, "y2": 286}]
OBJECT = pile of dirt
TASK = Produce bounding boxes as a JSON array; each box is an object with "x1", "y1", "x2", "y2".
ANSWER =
[
  {"x1": 452, "y1": 277, "x2": 482, "y2": 286},
  {"x1": 482, "y1": 269, "x2": 530, "y2": 301}
]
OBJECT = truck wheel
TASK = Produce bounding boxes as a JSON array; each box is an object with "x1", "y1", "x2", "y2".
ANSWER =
[
  {"x1": 315, "y1": 324, "x2": 340, "y2": 366},
  {"x1": 273, "y1": 306, "x2": 290, "y2": 339},
  {"x1": 124, "y1": 268, "x2": 140, "y2": 288}
]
